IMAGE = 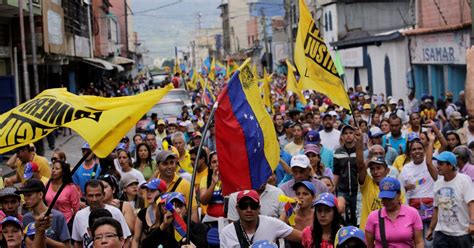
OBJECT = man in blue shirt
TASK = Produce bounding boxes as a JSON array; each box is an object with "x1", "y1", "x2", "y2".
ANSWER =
[
  {"x1": 382, "y1": 114, "x2": 407, "y2": 155},
  {"x1": 72, "y1": 143, "x2": 101, "y2": 195}
]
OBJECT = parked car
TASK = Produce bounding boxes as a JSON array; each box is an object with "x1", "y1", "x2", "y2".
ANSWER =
[
  {"x1": 162, "y1": 89, "x2": 192, "y2": 107},
  {"x1": 150, "y1": 73, "x2": 169, "y2": 87},
  {"x1": 135, "y1": 99, "x2": 184, "y2": 133}
]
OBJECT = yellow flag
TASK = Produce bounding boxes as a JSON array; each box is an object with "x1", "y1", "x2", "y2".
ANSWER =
[
  {"x1": 294, "y1": 0, "x2": 350, "y2": 109},
  {"x1": 208, "y1": 58, "x2": 216, "y2": 81},
  {"x1": 173, "y1": 59, "x2": 181, "y2": 75},
  {"x1": 286, "y1": 59, "x2": 307, "y2": 105},
  {"x1": 262, "y1": 68, "x2": 273, "y2": 111},
  {"x1": 0, "y1": 86, "x2": 172, "y2": 157}
]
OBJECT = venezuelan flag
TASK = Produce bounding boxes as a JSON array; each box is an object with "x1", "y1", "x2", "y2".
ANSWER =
[
  {"x1": 279, "y1": 195, "x2": 296, "y2": 226},
  {"x1": 165, "y1": 203, "x2": 187, "y2": 242},
  {"x1": 215, "y1": 58, "x2": 280, "y2": 195}
]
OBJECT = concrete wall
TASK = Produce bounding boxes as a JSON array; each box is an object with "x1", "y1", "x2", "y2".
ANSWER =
[
  {"x1": 228, "y1": 0, "x2": 250, "y2": 53},
  {"x1": 418, "y1": 0, "x2": 471, "y2": 28}
]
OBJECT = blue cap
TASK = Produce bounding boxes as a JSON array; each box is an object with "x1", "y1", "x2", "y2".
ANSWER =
[
  {"x1": 24, "y1": 222, "x2": 36, "y2": 236},
  {"x1": 23, "y1": 162, "x2": 38, "y2": 180},
  {"x1": 82, "y1": 142, "x2": 91, "y2": 150},
  {"x1": 116, "y1": 143, "x2": 127, "y2": 151},
  {"x1": 378, "y1": 177, "x2": 401, "y2": 199},
  {"x1": 313, "y1": 192, "x2": 337, "y2": 207},
  {"x1": 292, "y1": 181, "x2": 316, "y2": 195},
  {"x1": 433, "y1": 151, "x2": 457, "y2": 166},
  {"x1": 336, "y1": 226, "x2": 365, "y2": 246},
  {"x1": 251, "y1": 240, "x2": 278, "y2": 248},
  {"x1": 1, "y1": 216, "x2": 22, "y2": 229},
  {"x1": 165, "y1": 192, "x2": 186, "y2": 205},
  {"x1": 305, "y1": 130, "x2": 320, "y2": 145},
  {"x1": 407, "y1": 132, "x2": 421, "y2": 142},
  {"x1": 140, "y1": 178, "x2": 167, "y2": 192}
]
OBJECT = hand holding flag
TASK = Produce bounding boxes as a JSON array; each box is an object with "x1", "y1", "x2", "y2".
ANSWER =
[
  {"x1": 165, "y1": 202, "x2": 188, "y2": 242},
  {"x1": 279, "y1": 195, "x2": 298, "y2": 226}
]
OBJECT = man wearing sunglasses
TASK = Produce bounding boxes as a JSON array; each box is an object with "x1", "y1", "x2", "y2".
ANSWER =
[{"x1": 220, "y1": 190, "x2": 302, "y2": 247}]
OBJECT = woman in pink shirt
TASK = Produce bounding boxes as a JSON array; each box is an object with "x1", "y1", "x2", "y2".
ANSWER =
[
  {"x1": 45, "y1": 160, "x2": 81, "y2": 231},
  {"x1": 365, "y1": 177, "x2": 424, "y2": 248}
]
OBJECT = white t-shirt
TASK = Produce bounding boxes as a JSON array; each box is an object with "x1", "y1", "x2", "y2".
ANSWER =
[
  {"x1": 319, "y1": 129, "x2": 341, "y2": 151},
  {"x1": 399, "y1": 160, "x2": 435, "y2": 199},
  {"x1": 72, "y1": 204, "x2": 132, "y2": 246},
  {"x1": 434, "y1": 173, "x2": 474, "y2": 236},
  {"x1": 227, "y1": 184, "x2": 285, "y2": 222},
  {"x1": 114, "y1": 164, "x2": 146, "y2": 186},
  {"x1": 219, "y1": 215, "x2": 293, "y2": 247}
]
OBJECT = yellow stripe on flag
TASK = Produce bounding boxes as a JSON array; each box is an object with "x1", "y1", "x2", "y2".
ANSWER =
[
  {"x1": 285, "y1": 59, "x2": 307, "y2": 105},
  {"x1": 0, "y1": 86, "x2": 172, "y2": 157},
  {"x1": 294, "y1": 0, "x2": 350, "y2": 109}
]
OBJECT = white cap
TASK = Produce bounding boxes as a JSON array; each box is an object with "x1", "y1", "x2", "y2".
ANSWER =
[
  {"x1": 328, "y1": 111, "x2": 338, "y2": 117},
  {"x1": 290, "y1": 154, "x2": 310, "y2": 169},
  {"x1": 389, "y1": 99, "x2": 397, "y2": 105}
]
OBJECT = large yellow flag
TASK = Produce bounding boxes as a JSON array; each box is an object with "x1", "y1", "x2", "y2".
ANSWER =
[
  {"x1": 286, "y1": 59, "x2": 307, "y2": 105},
  {"x1": 294, "y1": 0, "x2": 350, "y2": 109},
  {"x1": 208, "y1": 58, "x2": 216, "y2": 81},
  {"x1": 0, "y1": 86, "x2": 172, "y2": 157},
  {"x1": 173, "y1": 59, "x2": 182, "y2": 75},
  {"x1": 261, "y1": 68, "x2": 273, "y2": 110}
]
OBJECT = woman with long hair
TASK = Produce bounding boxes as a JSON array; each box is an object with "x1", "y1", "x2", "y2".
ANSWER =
[
  {"x1": 305, "y1": 145, "x2": 333, "y2": 179},
  {"x1": 133, "y1": 143, "x2": 156, "y2": 181},
  {"x1": 200, "y1": 152, "x2": 225, "y2": 222},
  {"x1": 117, "y1": 149, "x2": 146, "y2": 185},
  {"x1": 380, "y1": 119, "x2": 390, "y2": 134},
  {"x1": 119, "y1": 174, "x2": 145, "y2": 211},
  {"x1": 44, "y1": 160, "x2": 80, "y2": 230},
  {"x1": 99, "y1": 174, "x2": 136, "y2": 234},
  {"x1": 132, "y1": 179, "x2": 167, "y2": 248},
  {"x1": 302, "y1": 192, "x2": 344, "y2": 248},
  {"x1": 292, "y1": 181, "x2": 316, "y2": 231},
  {"x1": 445, "y1": 131, "x2": 461, "y2": 151}
]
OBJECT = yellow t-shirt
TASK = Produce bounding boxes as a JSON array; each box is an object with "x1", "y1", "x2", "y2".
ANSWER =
[
  {"x1": 16, "y1": 155, "x2": 51, "y2": 183},
  {"x1": 359, "y1": 175, "x2": 406, "y2": 231},
  {"x1": 178, "y1": 150, "x2": 193, "y2": 174},
  {"x1": 195, "y1": 167, "x2": 209, "y2": 190},
  {"x1": 392, "y1": 154, "x2": 408, "y2": 173},
  {"x1": 162, "y1": 174, "x2": 198, "y2": 209}
]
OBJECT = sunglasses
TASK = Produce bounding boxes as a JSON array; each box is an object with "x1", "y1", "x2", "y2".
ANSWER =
[{"x1": 237, "y1": 201, "x2": 259, "y2": 210}]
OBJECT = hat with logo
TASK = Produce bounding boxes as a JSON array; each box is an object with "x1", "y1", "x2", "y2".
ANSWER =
[
  {"x1": 290, "y1": 154, "x2": 310, "y2": 169},
  {"x1": 156, "y1": 150, "x2": 177, "y2": 162},
  {"x1": 250, "y1": 240, "x2": 278, "y2": 248},
  {"x1": 15, "y1": 179, "x2": 45, "y2": 194},
  {"x1": 368, "y1": 156, "x2": 387, "y2": 167},
  {"x1": 378, "y1": 177, "x2": 401, "y2": 199},
  {"x1": 23, "y1": 162, "x2": 39, "y2": 180},
  {"x1": 368, "y1": 127, "x2": 384, "y2": 138},
  {"x1": 24, "y1": 222, "x2": 36, "y2": 236},
  {"x1": 1, "y1": 216, "x2": 22, "y2": 229},
  {"x1": 313, "y1": 192, "x2": 338, "y2": 207},
  {"x1": 237, "y1": 190, "x2": 260, "y2": 204},
  {"x1": 140, "y1": 178, "x2": 167, "y2": 192},
  {"x1": 82, "y1": 142, "x2": 91, "y2": 150},
  {"x1": 304, "y1": 144, "x2": 321, "y2": 156},
  {"x1": 335, "y1": 226, "x2": 366, "y2": 246},
  {"x1": 0, "y1": 187, "x2": 20, "y2": 201},
  {"x1": 165, "y1": 192, "x2": 186, "y2": 205},
  {"x1": 407, "y1": 132, "x2": 421, "y2": 142},
  {"x1": 433, "y1": 151, "x2": 457, "y2": 166},
  {"x1": 305, "y1": 130, "x2": 320, "y2": 145},
  {"x1": 292, "y1": 181, "x2": 316, "y2": 195}
]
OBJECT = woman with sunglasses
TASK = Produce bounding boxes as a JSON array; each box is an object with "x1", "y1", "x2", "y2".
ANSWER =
[
  {"x1": 302, "y1": 192, "x2": 344, "y2": 248},
  {"x1": 44, "y1": 160, "x2": 80, "y2": 232},
  {"x1": 199, "y1": 152, "x2": 225, "y2": 223},
  {"x1": 132, "y1": 178, "x2": 166, "y2": 248},
  {"x1": 133, "y1": 143, "x2": 156, "y2": 181},
  {"x1": 99, "y1": 174, "x2": 136, "y2": 234},
  {"x1": 365, "y1": 178, "x2": 424, "y2": 248}
]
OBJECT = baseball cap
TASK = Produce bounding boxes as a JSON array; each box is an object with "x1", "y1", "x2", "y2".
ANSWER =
[
  {"x1": 15, "y1": 179, "x2": 45, "y2": 194},
  {"x1": 1, "y1": 216, "x2": 22, "y2": 229},
  {"x1": 24, "y1": 222, "x2": 36, "y2": 236},
  {"x1": 389, "y1": 98, "x2": 397, "y2": 105},
  {"x1": 0, "y1": 187, "x2": 20, "y2": 201},
  {"x1": 119, "y1": 174, "x2": 139, "y2": 189},
  {"x1": 407, "y1": 132, "x2": 421, "y2": 142},
  {"x1": 283, "y1": 120, "x2": 296, "y2": 129},
  {"x1": 304, "y1": 144, "x2": 321, "y2": 155},
  {"x1": 446, "y1": 91, "x2": 453, "y2": 99},
  {"x1": 363, "y1": 103, "x2": 371, "y2": 110},
  {"x1": 155, "y1": 150, "x2": 177, "y2": 162},
  {"x1": 290, "y1": 154, "x2": 310, "y2": 169},
  {"x1": 140, "y1": 178, "x2": 167, "y2": 192},
  {"x1": 433, "y1": 151, "x2": 457, "y2": 166},
  {"x1": 192, "y1": 131, "x2": 202, "y2": 138},
  {"x1": 236, "y1": 190, "x2": 260, "y2": 204},
  {"x1": 23, "y1": 162, "x2": 39, "y2": 180},
  {"x1": 368, "y1": 156, "x2": 387, "y2": 167},
  {"x1": 340, "y1": 125, "x2": 355, "y2": 134},
  {"x1": 292, "y1": 181, "x2": 316, "y2": 195},
  {"x1": 251, "y1": 240, "x2": 278, "y2": 248},
  {"x1": 313, "y1": 192, "x2": 338, "y2": 207},
  {"x1": 450, "y1": 111, "x2": 463, "y2": 120},
  {"x1": 378, "y1": 177, "x2": 401, "y2": 199},
  {"x1": 423, "y1": 98, "x2": 432, "y2": 103},
  {"x1": 165, "y1": 192, "x2": 186, "y2": 205},
  {"x1": 178, "y1": 121, "x2": 187, "y2": 127},
  {"x1": 305, "y1": 130, "x2": 320, "y2": 145},
  {"x1": 82, "y1": 142, "x2": 91, "y2": 150},
  {"x1": 336, "y1": 226, "x2": 366, "y2": 246},
  {"x1": 368, "y1": 127, "x2": 384, "y2": 138},
  {"x1": 157, "y1": 119, "x2": 166, "y2": 125}
]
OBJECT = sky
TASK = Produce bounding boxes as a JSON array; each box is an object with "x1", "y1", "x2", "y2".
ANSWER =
[{"x1": 132, "y1": 0, "x2": 222, "y2": 60}]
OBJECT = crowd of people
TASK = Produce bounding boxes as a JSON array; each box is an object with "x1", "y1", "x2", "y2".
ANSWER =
[{"x1": 0, "y1": 68, "x2": 473, "y2": 248}]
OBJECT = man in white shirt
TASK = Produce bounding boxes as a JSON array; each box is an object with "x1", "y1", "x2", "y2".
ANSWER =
[
  {"x1": 319, "y1": 112, "x2": 341, "y2": 151},
  {"x1": 220, "y1": 190, "x2": 301, "y2": 247},
  {"x1": 72, "y1": 179, "x2": 131, "y2": 248},
  {"x1": 426, "y1": 151, "x2": 474, "y2": 247}
]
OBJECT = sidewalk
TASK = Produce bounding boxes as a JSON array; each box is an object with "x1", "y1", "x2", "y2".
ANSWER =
[{"x1": 43, "y1": 131, "x2": 85, "y2": 165}]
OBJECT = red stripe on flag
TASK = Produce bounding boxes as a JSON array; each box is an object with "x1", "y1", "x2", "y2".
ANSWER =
[{"x1": 216, "y1": 87, "x2": 252, "y2": 195}]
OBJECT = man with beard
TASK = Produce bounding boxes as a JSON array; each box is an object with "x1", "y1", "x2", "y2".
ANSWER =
[
  {"x1": 382, "y1": 115, "x2": 407, "y2": 155},
  {"x1": 319, "y1": 112, "x2": 341, "y2": 151}
]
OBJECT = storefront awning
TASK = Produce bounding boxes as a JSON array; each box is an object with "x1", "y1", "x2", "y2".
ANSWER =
[
  {"x1": 82, "y1": 58, "x2": 115, "y2": 70},
  {"x1": 112, "y1": 56, "x2": 135, "y2": 65},
  {"x1": 330, "y1": 28, "x2": 408, "y2": 49}
]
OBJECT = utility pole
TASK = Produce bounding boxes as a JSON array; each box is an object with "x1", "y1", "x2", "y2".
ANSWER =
[
  {"x1": 260, "y1": 8, "x2": 271, "y2": 73},
  {"x1": 124, "y1": 0, "x2": 129, "y2": 57},
  {"x1": 190, "y1": 40, "x2": 196, "y2": 68},
  {"x1": 19, "y1": 0, "x2": 30, "y2": 100},
  {"x1": 28, "y1": 0, "x2": 39, "y2": 95},
  {"x1": 286, "y1": 0, "x2": 294, "y2": 61}
]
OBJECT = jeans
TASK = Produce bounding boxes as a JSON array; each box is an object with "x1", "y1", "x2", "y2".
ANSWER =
[
  {"x1": 339, "y1": 191, "x2": 358, "y2": 226},
  {"x1": 433, "y1": 231, "x2": 471, "y2": 248}
]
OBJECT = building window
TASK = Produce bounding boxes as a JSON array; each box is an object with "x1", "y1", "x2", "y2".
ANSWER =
[
  {"x1": 328, "y1": 11, "x2": 333, "y2": 31},
  {"x1": 324, "y1": 13, "x2": 328, "y2": 32}
]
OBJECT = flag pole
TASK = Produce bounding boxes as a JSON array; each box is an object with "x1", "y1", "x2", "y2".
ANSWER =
[
  {"x1": 184, "y1": 101, "x2": 219, "y2": 244},
  {"x1": 45, "y1": 150, "x2": 92, "y2": 216}
]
